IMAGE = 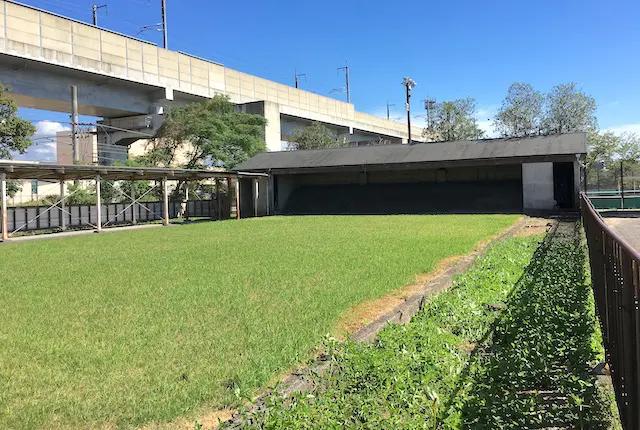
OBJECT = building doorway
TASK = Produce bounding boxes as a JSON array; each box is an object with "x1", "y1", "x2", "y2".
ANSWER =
[{"x1": 553, "y1": 162, "x2": 575, "y2": 209}]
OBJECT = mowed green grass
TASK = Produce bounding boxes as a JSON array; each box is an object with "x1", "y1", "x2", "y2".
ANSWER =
[{"x1": 0, "y1": 215, "x2": 519, "y2": 429}]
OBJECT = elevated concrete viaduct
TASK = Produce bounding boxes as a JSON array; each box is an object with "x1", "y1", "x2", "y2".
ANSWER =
[{"x1": 0, "y1": 0, "x2": 424, "y2": 161}]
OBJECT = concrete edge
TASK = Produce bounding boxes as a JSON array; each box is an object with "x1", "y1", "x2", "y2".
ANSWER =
[{"x1": 221, "y1": 216, "x2": 536, "y2": 428}]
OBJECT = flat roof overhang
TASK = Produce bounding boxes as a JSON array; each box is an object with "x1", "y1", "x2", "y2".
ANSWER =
[
  {"x1": 0, "y1": 162, "x2": 268, "y2": 181},
  {"x1": 252, "y1": 154, "x2": 581, "y2": 175}
]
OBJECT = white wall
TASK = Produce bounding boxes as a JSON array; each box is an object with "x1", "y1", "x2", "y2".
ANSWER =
[{"x1": 522, "y1": 162, "x2": 555, "y2": 210}]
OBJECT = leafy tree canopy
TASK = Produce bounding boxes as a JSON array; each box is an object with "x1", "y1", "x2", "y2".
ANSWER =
[
  {"x1": 288, "y1": 122, "x2": 343, "y2": 150},
  {"x1": 147, "y1": 95, "x2": 267, "y2": 169},
  {"x1": 542, "y1": 83, "x2": 597, "y2": 135},
  {"x1": 0, "y1": 83, "x2": 37, "y2": 198},
  {"x1": 494, "y1": 83, "x2": 544, "y2": 138},
  {"x1": 0, "y1": 83, "x2": 36, "y2": 159},
  {"x1": 425, "y1": 98, "x2": 484, "y2": 142}
]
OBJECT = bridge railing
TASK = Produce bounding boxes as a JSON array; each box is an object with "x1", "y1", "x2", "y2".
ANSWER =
[{"x1": 581, "y1": 192, "x2": 640, "y2": 429}]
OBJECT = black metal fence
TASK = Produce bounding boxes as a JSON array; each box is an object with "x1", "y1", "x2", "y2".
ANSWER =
[
  {"x1": 581, "y1": 192, "x2": 640, "y2": 429},
  {"x1": 1, "y1": 199, "x2": 230, "y2": 234}
]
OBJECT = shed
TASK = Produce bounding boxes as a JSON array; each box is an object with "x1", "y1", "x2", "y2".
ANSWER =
[{"x1": 234, "y1": 133, "x2": 587, "y2": 215}]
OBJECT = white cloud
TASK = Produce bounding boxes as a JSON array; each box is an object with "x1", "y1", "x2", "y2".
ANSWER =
[
  {"x1": 34, "y1": 120, "x2": 70, "y2": 137},
  {"x1": 604, "y1": 123, "x2": 640, "y2": 136},
  {"x1": 7, "y1": 121, "x2": 70, "y2": 162}
]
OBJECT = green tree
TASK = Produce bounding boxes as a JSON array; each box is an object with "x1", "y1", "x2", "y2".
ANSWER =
[
  {"x1": 0, "y1": 83, "x2": 36, "y2": 159},
  {"x1": 0, "y1": 83, "x2": 37, "y2": 198},
  {"x1": 494, "y1": 83, "x2": 544, "y2": 138},
  {"x1": 542, "y1": 83, "x2": 597, "y2": 135},
  {"x1": 149, "y1": 95, "x2": 267, "y2": 169},
  {"x1": 428, "y1": 98, "x2": 484, "y2": 141},
  {"x1": 587, "y1": 130, "x2": 618, "y2": 170},
  {"x1": 288, "y1": 122, "x2": 342, "y2": 150},
  {"x1": 616, "y1": 132, "x2": 640, "y2": 162}
]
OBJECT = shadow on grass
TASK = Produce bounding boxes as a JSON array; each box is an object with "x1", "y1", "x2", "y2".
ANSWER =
[{"x1": 446, "y1": 221, "x2": 613, "y2": 429}]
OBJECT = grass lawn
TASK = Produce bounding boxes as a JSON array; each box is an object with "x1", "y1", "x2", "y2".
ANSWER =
[{"x1": 0, "y1": 214, "x2": 518, "y2": 429}]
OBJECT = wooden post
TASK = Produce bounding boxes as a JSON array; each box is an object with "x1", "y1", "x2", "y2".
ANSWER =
[
  {"x1": 131, "y1": 179, "x2": 137, "y2": 225},
  {"x1": 60, "y1": 179, "x2": 66, "y2": 231},
  {"x1": 235, "y1": 177, "x2": 241, "y2": 220},
  {"x1": 184, "y1": 182, "x2": 189, "y2": 221},
  {"x1": 266, "y1": 177, "x2": 270, "y2": 216},
  {"x1": 95, "y1": 175, "x2": 102, "y2": 232},
  {"x1": 215, "y1": 178, "x2": 220, "y2": 220},
  {"x1": 1, "y1": 172, "x2": 8, "y2": 241},
  {"x1": 163, "y1": 177, "x2": 170, "y2": 226},
  {"x1": 253, "y1": 178, "x2": 259, "y2": 217}
]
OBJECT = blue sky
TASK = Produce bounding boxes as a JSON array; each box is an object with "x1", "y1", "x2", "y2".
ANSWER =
[{"x1": 12, "y1": 0, "x2": 640, "y2": 160}]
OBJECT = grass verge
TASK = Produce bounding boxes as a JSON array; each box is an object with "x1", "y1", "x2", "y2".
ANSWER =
[
  {"x1": 0, "y1": 214, "x2": 517, "y2": 429},
  {"x1": 230, "y1": 223, "x2": 614, "y2": 429},
  {"x1": 455, "y1": 222, "x2": 612, "y2": 428},
  {"x1": 228, "y1": 232, "x2": 542, "y2": 428}
]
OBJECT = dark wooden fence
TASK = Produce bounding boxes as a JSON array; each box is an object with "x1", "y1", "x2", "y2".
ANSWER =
[
  {"x1": 581, "y1": 192, "x2": 640, "y2": 429},
  {"x1": 2, "y1": 198, "x2": 232, "y2": 234}
]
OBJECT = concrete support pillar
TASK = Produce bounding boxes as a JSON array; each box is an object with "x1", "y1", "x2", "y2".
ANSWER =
[
  {"x1": 163, "y1": 177, "x2": 170, "y2": 226},
  {"x1": 1, "y1": 172, "x2": 8, "y2": 241},
  {"x1": 130, "y1": 180, "x2": 137, "y2": 225},
  {"x1": 263, "y1": 101, "x2": 282, "y2": 151},
  {"x1": 95, "y1": 175, "x2": 102, "y2": 233},
  {"x1": 60, "y1": 179, "x2": 66, "y2": 231}
]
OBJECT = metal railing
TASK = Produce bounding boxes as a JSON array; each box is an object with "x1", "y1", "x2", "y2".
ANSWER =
[
  {"x1": 581, "y1": 192, "x2": 640, "y2": 429},
  {"x1": 0, "y1": 199, "x2": 229, "y2": 235}
]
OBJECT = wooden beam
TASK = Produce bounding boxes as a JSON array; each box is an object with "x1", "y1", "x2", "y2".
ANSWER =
[
  {"x1": 60, "y1": 179, "x2": 66, "y2": 231},
  {"x1": 95, "y1": 175, "x2": 102, "y2": 233},
  {"x1": 163, "y1": 176, "x2": 170, "y2": 226},
  {"x1": 1, "y1": 172, "x2": 8, "y2": 241}
]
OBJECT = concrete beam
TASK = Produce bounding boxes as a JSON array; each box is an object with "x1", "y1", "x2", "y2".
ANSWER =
[{"x1": 0, "y1": 59, "x2": 152, "y2": 116}]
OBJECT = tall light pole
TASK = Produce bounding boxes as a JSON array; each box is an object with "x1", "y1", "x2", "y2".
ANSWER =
[
  {"x1": 91, "y1": 2, "x2": 107, "y2": 26},
  {"x1": 402, "y1": 77, "x2": 416, "y2": 144},
  {"x1": 294, "y1": 68, "x2": 306, "y2": 89}
]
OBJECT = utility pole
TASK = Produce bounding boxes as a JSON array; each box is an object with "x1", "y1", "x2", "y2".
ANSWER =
[
  {"x1": 294, "y1": 68, "x2": 306, "y2": 89},
  {"x1": 161, "y1": 0, "x2": 168, "y2": 49},
  {"x1": 137, "y1": 0, "x2": 167, "y2": 48},
  {"x1": 71, "y1": 85, "x2": 79, "y2": 163},
  {"x1": 424, "y1": 96, "x2": 436, "y2": 129},
  {"x1": 91, "y1": 2, "x2": 107, "y2": 26},
  {"x1": 401, "y1": 77, "x2": 416, "y2": 144},
  {"x1": 620, "y1": 160, "x2": 625, "y2": 209},
  {"x1": 337, "y1": 64, "x2": 350, "y2": 103},
  {"x1": 386, "y1": 101, "x2": 395, "y2": 120}
]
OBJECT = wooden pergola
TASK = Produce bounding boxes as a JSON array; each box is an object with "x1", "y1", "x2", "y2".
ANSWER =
[{"x1": 0, "y1": 162, "x2": 268, "y2": 240}]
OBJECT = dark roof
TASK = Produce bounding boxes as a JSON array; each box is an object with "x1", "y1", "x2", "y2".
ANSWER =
[
  {"x1": 0, "y1": 162, "x2": 267, "y2": 181},
  {"x1": 235, "y1": 133, "x2": 586, "y2": 172}
]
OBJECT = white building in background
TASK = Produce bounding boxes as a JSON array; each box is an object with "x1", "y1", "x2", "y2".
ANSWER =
[{"x1": 8, "y1": 178, "x2": 62, "y2": 205}]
